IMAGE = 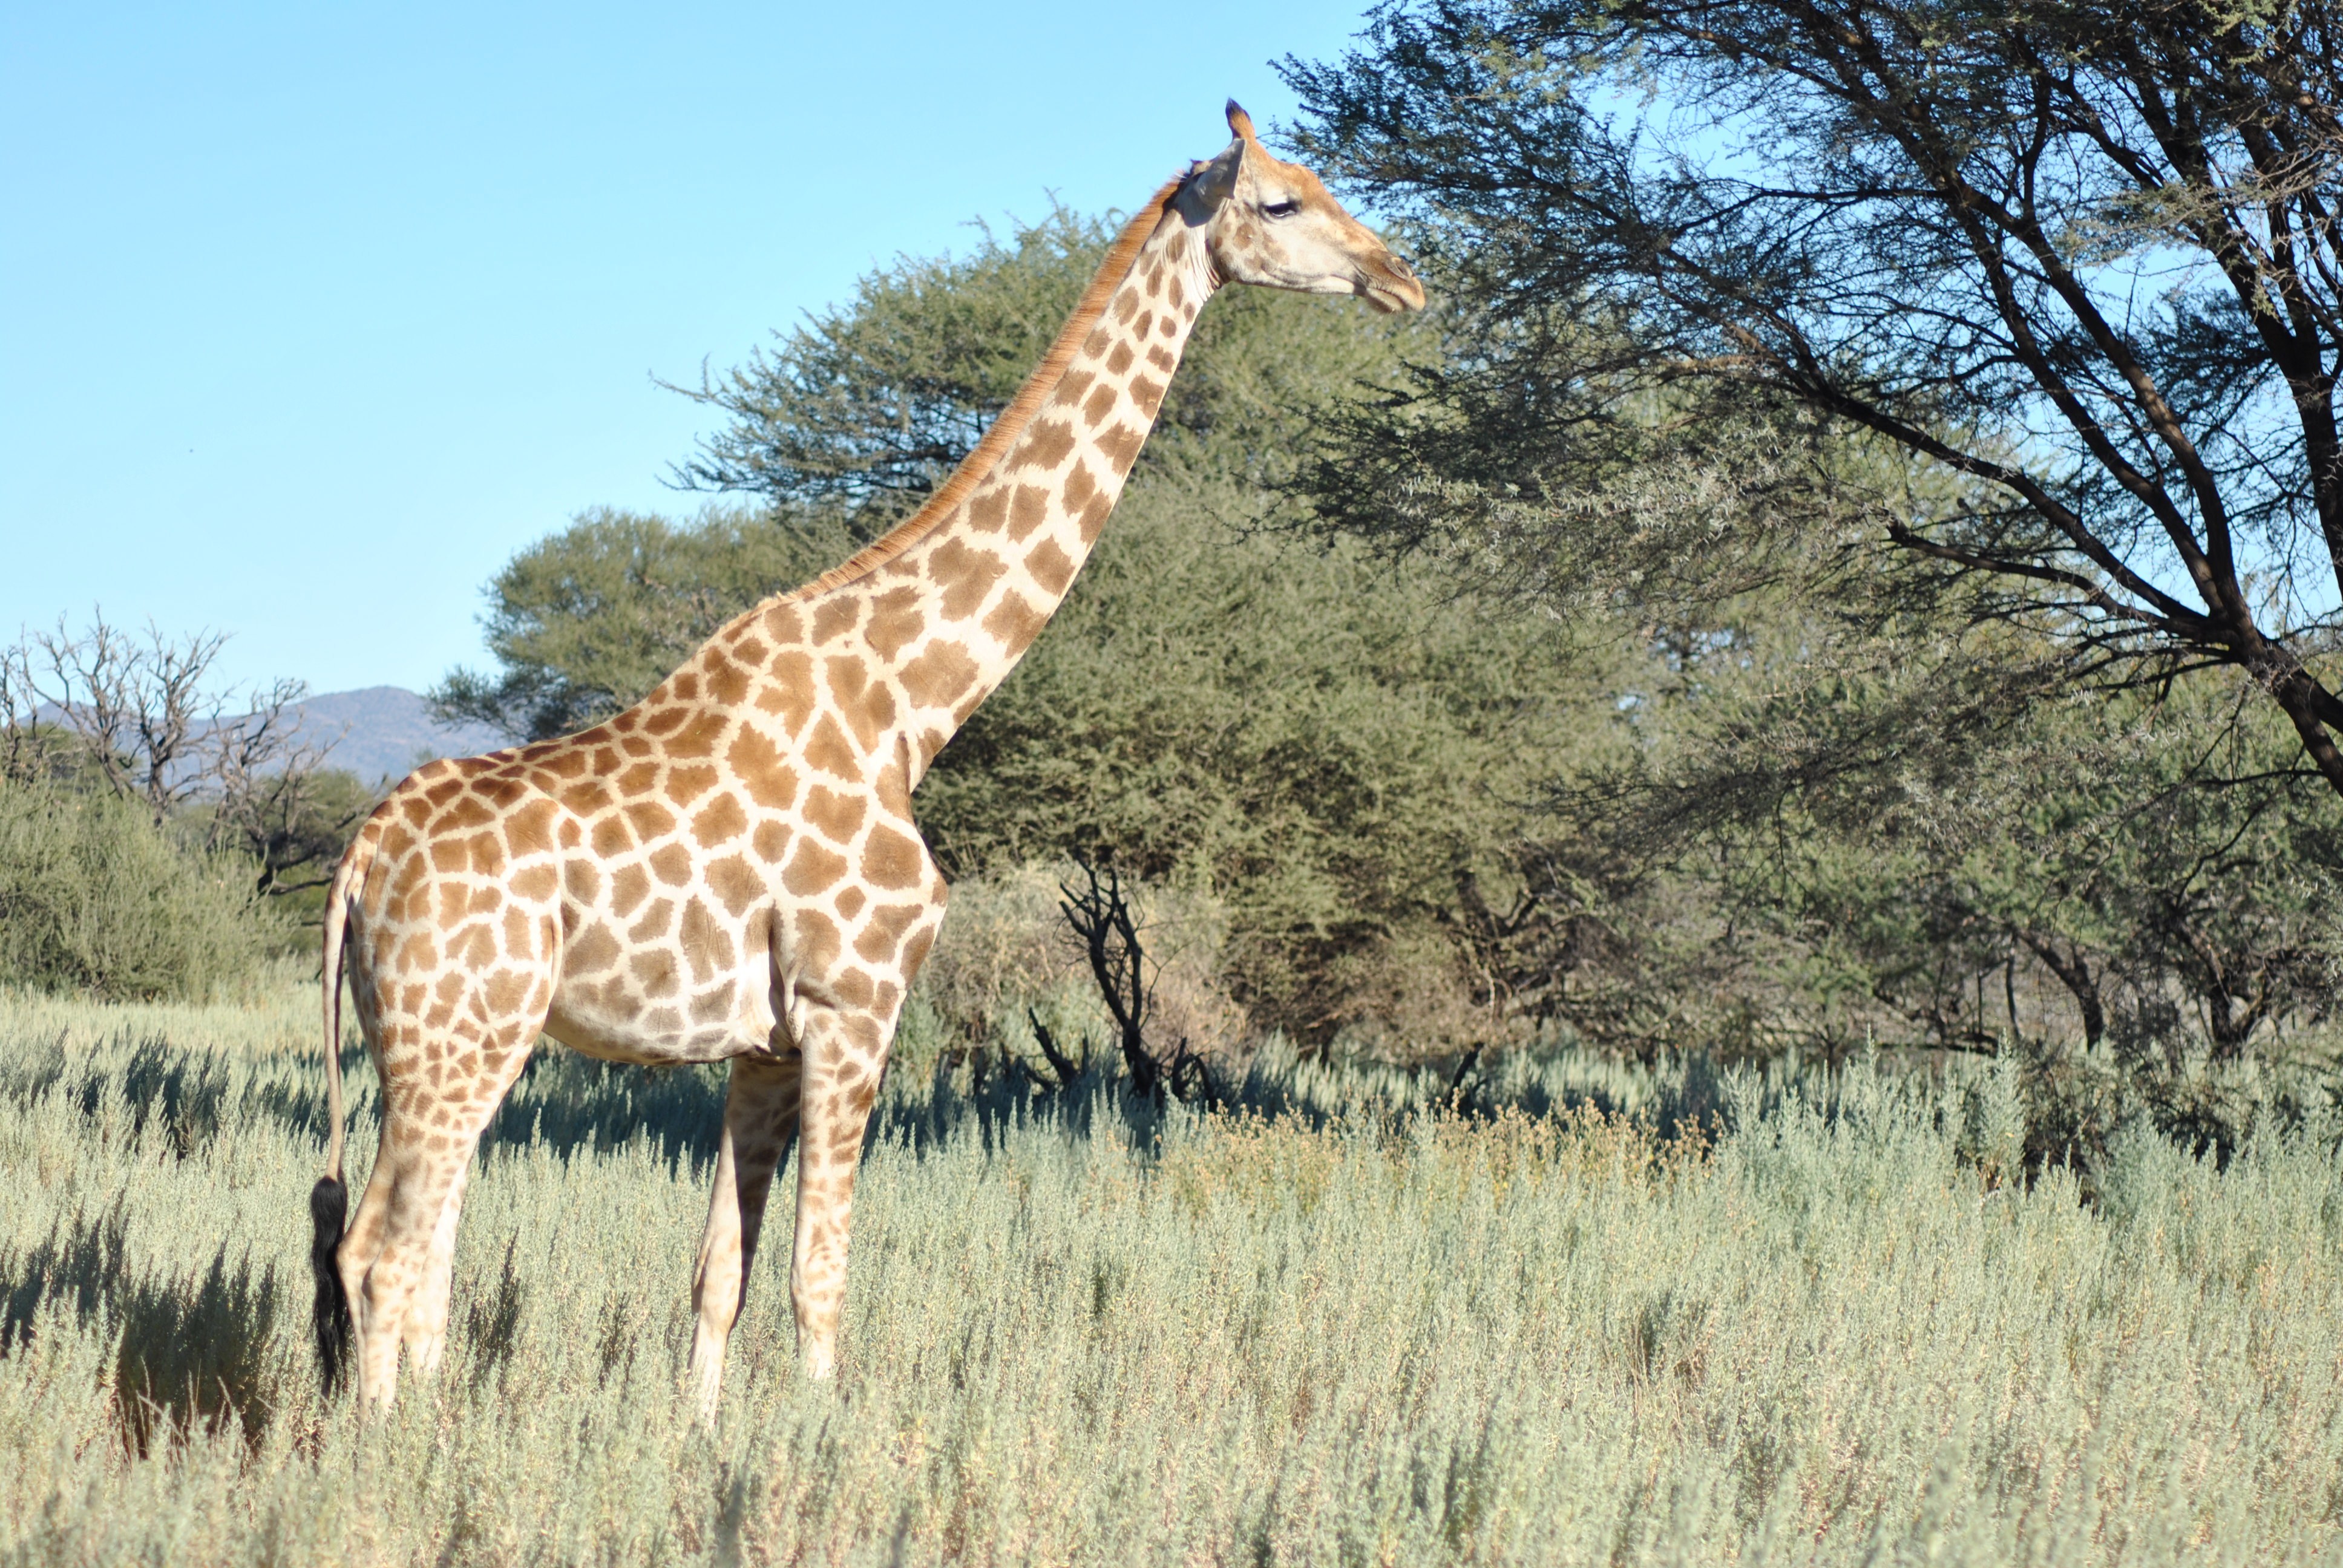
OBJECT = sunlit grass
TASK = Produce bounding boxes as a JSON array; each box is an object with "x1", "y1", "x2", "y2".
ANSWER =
[{"x1": 2, "y1": 984, "x2": 2338, "y2": 1564}]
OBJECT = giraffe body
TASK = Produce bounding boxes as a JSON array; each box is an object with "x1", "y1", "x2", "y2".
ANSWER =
[{"x1": 313, "y1": 104, "x2": 1423, "y2": 1414}]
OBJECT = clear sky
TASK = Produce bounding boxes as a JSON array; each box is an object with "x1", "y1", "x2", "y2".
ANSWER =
[{"x1": 1, "y1": 0, "x2": 1373, "y2": 698}]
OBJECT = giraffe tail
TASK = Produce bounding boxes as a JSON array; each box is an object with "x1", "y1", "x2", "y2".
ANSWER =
[{"x1": 311, "y1": 831, "x2": 370, "y2": 1393}]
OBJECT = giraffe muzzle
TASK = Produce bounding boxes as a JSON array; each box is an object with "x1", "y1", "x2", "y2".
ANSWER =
[{"x1": 1359, "y1": 253, "x2": 1426, "y2": 313}]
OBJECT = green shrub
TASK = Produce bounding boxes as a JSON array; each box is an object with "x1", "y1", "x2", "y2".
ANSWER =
[
  {"x1": 902, "y1": 860, "x2": 1247, "y2": 1081},
  {"x1": 0, "y1": 780, "x2": 272, "y2": 999},
  {"x1": 4, "y1": 990, "x2": 2341, "y2": 1563},
  {"x1": 434, "y1": 205, "x2": 1597, "y2": 1057}
]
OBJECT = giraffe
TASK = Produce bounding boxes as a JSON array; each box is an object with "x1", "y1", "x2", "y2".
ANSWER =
[{"x1": 309, "y1": 102, "x2": 1424, "y2": 1414}]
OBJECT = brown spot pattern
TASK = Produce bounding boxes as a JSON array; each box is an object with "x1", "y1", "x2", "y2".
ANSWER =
[
  {"x1": 802, "y1": 785, "x2": 867, "y2": 842},
  {"x1": 692, "y1": 793, "x2": 748, "y2": 847},
  {"x1": 864, "y1": 586, "x2": 926, "y2": 660},
  {"x1": 783, "y1": 839, "x2": 848, "y2": 895},
  {"x1": 1008, "y1": 484, "x2": 1050, "y2": 541},
  {"x1": 801, "y1": 715, "x2": 861, "y2": 780},
  {"x1": 931, "y1": 538, "x2": 1008, "y2": 620},
  {"x1": 1027, "y1": 540, "x2": 1076, "y2": 596},
  {"x1": 729, "y1": 728, "x2": 800, "y2": 811},
  {"x1": 861, "y1": 826, "x2": 923, "y2": 889},
  {"x1": 983, "y1": 591, "x2": 1046, "y2": 648},
  {"x1": 1014, "y1": 418, "x2": 1075, "y2": 472},
  {"x1": 811, "y1": 598, "x2": 860, "y2": 644},
  {"x1": 899, "y1": 641, "x2": 979, "y2": 709}
]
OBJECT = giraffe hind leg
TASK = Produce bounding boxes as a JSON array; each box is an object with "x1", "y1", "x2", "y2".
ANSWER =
[
  {"x1": 335, "y1": 1138, "x2": 399, "y2": 1405},
  {"x1": 404, "y1": 1158, "x2": 473, "y2": 1379},
  {"x1": 337, "y1": 1024, "x2": 533, "y2": 1408}
]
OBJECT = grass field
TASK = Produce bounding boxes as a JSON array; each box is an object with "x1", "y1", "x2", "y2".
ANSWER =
[{"x1": 2, "y1": 984, "x2": 2339, "y2": 1566}]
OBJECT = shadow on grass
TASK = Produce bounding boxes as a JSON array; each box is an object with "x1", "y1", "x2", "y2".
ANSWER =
[
  {"x1": 1, "y1": 1200, "x2": 281, "y2": 1454},
  {"x1": 2, "y1": 1012, "x2": 1729, "y2": 1201},
  {"x1": 480, "y1": 1050, "x2": 729, "y2": 1172}
]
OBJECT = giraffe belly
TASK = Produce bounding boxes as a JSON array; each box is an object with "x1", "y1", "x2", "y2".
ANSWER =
[
  {"x1": 542, "y1": 988, "x2": 778, "y2": 1065},
  {"x1": 542, "y1": 912, "x2": 781, "y2": 1066}
]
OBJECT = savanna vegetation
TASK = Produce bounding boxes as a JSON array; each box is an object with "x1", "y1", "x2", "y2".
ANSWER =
[
  {"x1": 8, "y1": 1, "x2": 2343, "y2": 1558},
  {"x1": 0, "y1": 621, "x2": 376, "y2": 999},
  {"x1": 5, "y1": 987, "x2": 2341, "y2": 1565}
]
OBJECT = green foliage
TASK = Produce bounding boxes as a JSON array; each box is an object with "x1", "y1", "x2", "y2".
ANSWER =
[
  {"x1": 1285, "y1": 0, "x2": 2343, "y2": 793},
  {"x1": 1515, "y1": 580, "x2": 2343, "y2": 1074},
  {"x1": 1273, "y1": 11, "x2": 2343, "y2": 1062},
  {"x1": 0, "y1": 779, "x2": 274, "y2": 1000},
  {"x1": 439, "y1": 209, "x2": 1575, "y2": 1050},
  {"x1": 432, "y1": 506, "x2": 858, "y2": 742},
  {"x1": 4, "y1": 988, "x2": 2340, "y2": 1562},
  {"x1": 1743, "y1": 673, "x2": 2343, "y2": 1059}
]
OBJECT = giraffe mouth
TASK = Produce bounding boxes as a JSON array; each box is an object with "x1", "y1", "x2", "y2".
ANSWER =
[{"x1": 1357, "y1": 257, "x2": 1426, "y2": 313}]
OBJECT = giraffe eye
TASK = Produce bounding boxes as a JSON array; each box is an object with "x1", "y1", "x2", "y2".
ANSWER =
[{"x1": 1262, "y1": 199, "x2": 1302, "y2": 219}]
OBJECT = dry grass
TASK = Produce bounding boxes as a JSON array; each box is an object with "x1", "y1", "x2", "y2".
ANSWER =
[{"x1": 2, "y1": 984, "x2": 2339, "y2": 1565}]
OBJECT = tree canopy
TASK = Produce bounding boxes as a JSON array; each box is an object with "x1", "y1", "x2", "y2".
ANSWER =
[
  {"x1": 1283, "y1": 0, "x2": 2343, "y2": 791},
  {"x1": 435, "y1": 208, "x2": 1601, "y2": 1047},
  {"x1": 438, "y1": 174, "x2": 2343, "y2": 1076}
]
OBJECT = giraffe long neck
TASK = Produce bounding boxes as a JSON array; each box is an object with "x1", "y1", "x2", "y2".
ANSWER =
[{"x1": 800, "y1": 195, "x2": 1218, "y2": 776}]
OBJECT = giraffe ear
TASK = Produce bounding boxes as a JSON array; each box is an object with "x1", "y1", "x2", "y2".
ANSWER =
[
  {"x1": 1191, "y1": 139, "x2": 1243, "y2": 206},
  {"x1": 1225, "y1": 99, "x2": 1258, "y2": 142}
]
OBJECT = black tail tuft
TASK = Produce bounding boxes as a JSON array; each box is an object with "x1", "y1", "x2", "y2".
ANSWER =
[{"x1": 310, "y1": 1175, "x2": 351, "y2": 1394}]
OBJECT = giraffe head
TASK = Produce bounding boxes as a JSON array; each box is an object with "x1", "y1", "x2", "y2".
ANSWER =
[{"x1": 1181, "y1": 100, "x2": 1425, "y2": 314}]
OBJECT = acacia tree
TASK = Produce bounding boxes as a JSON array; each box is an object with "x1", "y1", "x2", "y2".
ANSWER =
[
  {"x1": 1285, "y1": 0, "x2": 2343, "y2": 794},
  {"x1": 1717, "y1": 669, "x2": 2343, "y2": 1058}
]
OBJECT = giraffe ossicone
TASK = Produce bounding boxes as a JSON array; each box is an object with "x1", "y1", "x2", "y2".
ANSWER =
[{"x1": 308, "y1": 102, "x2": 1424, "y2": 1416}]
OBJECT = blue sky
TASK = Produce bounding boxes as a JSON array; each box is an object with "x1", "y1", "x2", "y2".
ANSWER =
[{"x1": 2, "y1": 1, "x2": 1373, "y2": 698}]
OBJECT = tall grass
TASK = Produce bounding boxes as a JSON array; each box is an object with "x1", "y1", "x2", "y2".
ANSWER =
[{"x1": 1, "y1": 984, "x2": 2338, "y2": 1564}]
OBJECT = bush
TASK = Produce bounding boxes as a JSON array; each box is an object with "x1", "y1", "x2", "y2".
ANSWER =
[
  {"x1": 905, "y1": 860, "x2": 1247, "y2": 1078},
  {"x1": 914, "y1": 485, "x2": 1602, "y2": 1052},
  {"x1": 0, "y1": 780, "x2": 273, "y2": 999}
]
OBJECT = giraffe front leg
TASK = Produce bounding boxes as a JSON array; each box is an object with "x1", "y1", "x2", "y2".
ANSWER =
[
  {"x1": 789, "y1": 1005, "x2": 890, "y2": 1381},
  {"x1": 687, "y1": 1053, "x2": 803, "y2": 1419}
]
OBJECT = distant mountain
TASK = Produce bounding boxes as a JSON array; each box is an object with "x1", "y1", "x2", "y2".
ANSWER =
[
  {"x1": 293, "y1": 687, "x2": 508, "y2": 783},
  {"x1": 28, "y1": 685, "x2": 508, "y2": 787}
]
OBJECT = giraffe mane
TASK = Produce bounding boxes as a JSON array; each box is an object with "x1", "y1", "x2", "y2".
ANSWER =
[{"x1": 778, "y1": 172, "x2": 1191, "y2": 602}]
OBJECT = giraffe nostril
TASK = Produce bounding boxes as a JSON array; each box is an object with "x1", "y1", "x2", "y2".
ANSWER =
[{"x1": 1386, "y1": 254, "x2": 1417, "y2": 282}]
